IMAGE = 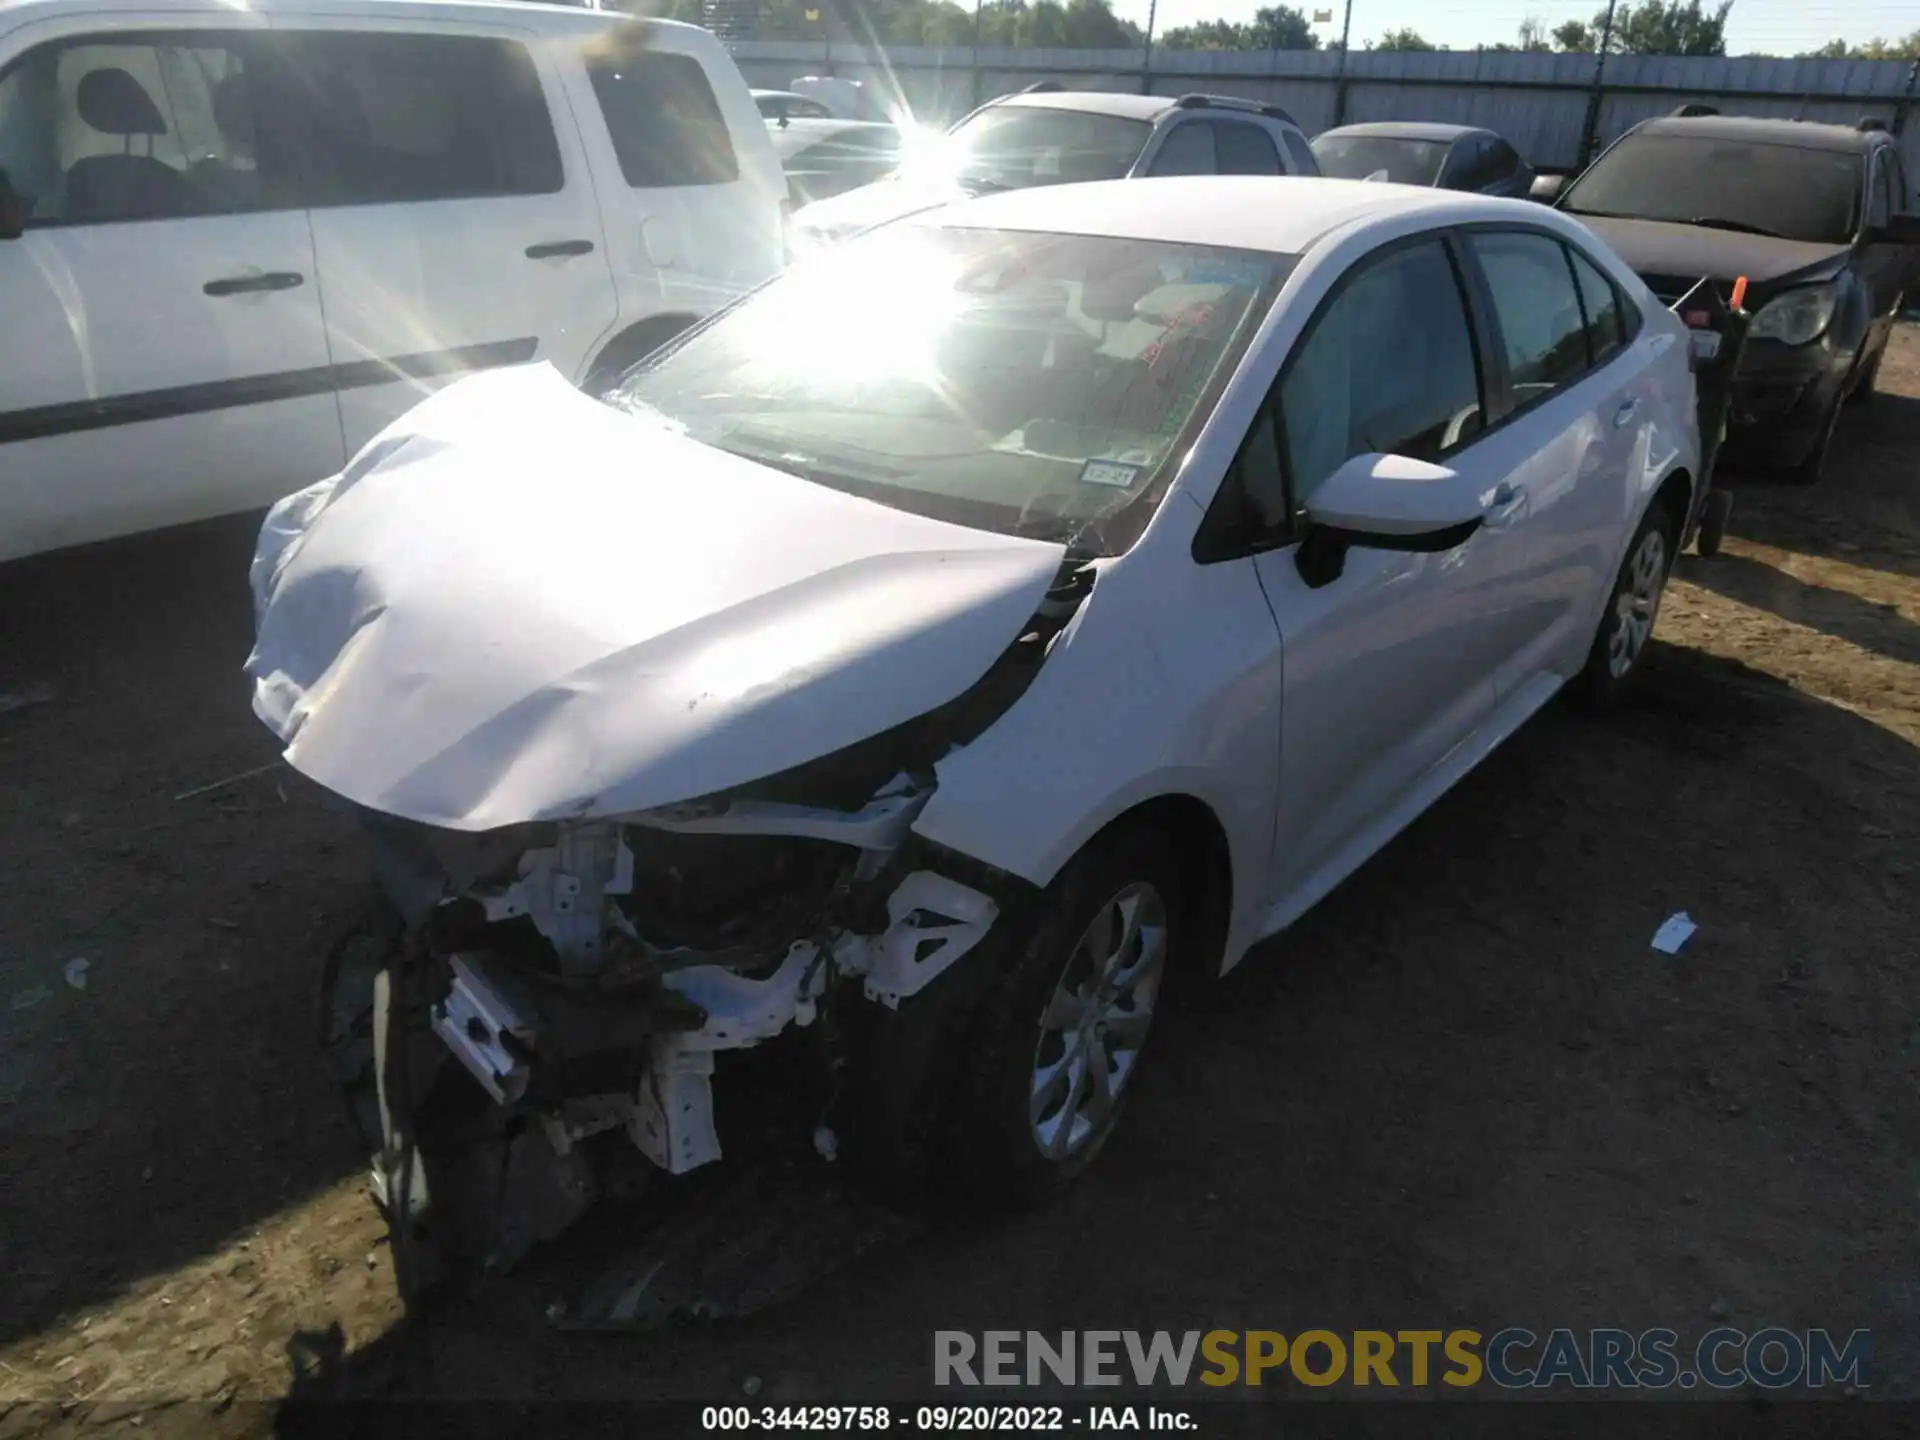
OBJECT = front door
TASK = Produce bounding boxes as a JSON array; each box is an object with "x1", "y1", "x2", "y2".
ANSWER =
[
  {"x1": 0, "y1": 21, "x2": 341, "y2": 561},
  {"x1": 1246, "y1": 234, "x2": 1530, "y2": 904},
  {"x1": 262, "y1": 24, "x2": 618, "y2": 457}
]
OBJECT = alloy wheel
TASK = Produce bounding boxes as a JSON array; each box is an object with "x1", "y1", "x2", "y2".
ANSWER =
[
  {"x1": 1607, "y1": 528, "x2": 1668, "y2": 679},
  {"x1": 1029, "y1": 882, "x2": 1168, "y2": 1160}
]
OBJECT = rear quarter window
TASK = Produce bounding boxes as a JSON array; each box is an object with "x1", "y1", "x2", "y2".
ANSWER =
[{"x1": 587, "y1": 50, "x2": 738, "y2": 187}]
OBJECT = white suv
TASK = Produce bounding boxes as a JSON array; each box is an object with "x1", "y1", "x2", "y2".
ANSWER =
[
  {"x1": 793, "y1": 87, "x2": 1322, "y2": 248},
  {"x1": 0, "y1": 0, "x2": 787, "y2": 563}
]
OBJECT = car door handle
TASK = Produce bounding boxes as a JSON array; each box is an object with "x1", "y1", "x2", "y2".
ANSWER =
[
  {"x1": 525, "y1": 240, "x2": 595, "y2": 259},
  {"x1": 203, "y1": 272, "x2": 304, "y2": 297},
  {"x1": 1613, "y1": 399, "x2": 1640, "y2": 428}
]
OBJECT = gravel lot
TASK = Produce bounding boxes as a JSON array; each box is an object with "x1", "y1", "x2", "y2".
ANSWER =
[{"x1": 2, "y1": 328, "x2": 1917, "y2": 1435}]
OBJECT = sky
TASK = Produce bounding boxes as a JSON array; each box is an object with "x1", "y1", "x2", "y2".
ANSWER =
[{"x1": 1104, "y1": 0, "x2": 1920, "y2": 55}]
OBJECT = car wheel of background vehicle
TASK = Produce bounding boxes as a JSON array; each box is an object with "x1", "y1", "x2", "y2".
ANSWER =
[
  {"x1": 939, "y1": 825, "x2": 1181, "y2": 1210},
  {"x1": 1578, "y1": 504, "x2": 1674, "y2": 710},
  {"x1": 1694, "y1": 489, "x2": 1733, "y2": 557}
]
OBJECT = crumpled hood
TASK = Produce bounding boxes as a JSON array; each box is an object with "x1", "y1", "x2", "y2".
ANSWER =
[
  {"x1": 793, "y1": 172, "x2": 961, "y2": 238},
  {"x1": 1577, "y1": 215, "x2": 1850, "y2": 291},
  {"x1": 247, "y1": 364, "x2": 1065, "y2": 831}
]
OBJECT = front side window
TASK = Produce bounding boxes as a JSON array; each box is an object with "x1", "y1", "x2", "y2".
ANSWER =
[
  {"x1": 612, "y1": 225, "x2": 1288, "y2": 554},
  {"x1": 268, "y1": 32, "x2": 562, "y2": 206},
  {"x1": 0, "y1": 34, "x2": 266, "y2": 224},
  {"x1": 588, "y1": 47, "x2": 738, "y2": 187},
  {"x1": 1471, "y1": 231, "x2": 1590, "y2": 399},
  {"x1": 915, "y1": 104, "x2": 1151, "y2": 194},
  {"x1": 1311, "y1": 133, "x2": 1449, "y2": 186},
  {"x1": 1279, "y1": 239, "x2": 1484, "y2": 504},
  {"x1": 1562, "y1": 133, "x2": 1864, "y2": 245}
]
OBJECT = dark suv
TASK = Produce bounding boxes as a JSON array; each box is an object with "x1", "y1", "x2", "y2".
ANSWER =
[{"x1": 1551, "y1": 112, "x2": 1919, "y2": 482}]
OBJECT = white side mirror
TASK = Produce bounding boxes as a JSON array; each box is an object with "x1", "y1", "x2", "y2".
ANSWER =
[
  {"x1": 1297, "y1": 452, "x2": 1486, "y2": 587},
  {"x1": 1529, "y1": 173, "x2": 1568, "y2": 204}
]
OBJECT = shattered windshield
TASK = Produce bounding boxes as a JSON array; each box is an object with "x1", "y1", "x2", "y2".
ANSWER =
[
  {"x1": 1562, "y1": 133, "x2": 1865, "y2": 245},
  {"x1": 612, "y1": 224, "x2": 1288, "y2": 555},
  {"x1": 1312, "y1": 134, "x2": 1449, "y2": 186},
  {"x1": 914, "y1": 104, "x2": 1152, "y2": 194}
]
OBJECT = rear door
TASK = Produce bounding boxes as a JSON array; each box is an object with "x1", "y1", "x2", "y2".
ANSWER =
[
  {"x1": 265, "y1": 22, "x2": 617, "y2": 456},
  {"x1": 0, "y1": 17, "x2": 340, "y2": 561},
  {"x1": 1456, "y1": 228, "x2": 1646, "y2": 695}
]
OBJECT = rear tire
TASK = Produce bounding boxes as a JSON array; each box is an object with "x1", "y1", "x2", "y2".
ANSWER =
[
  {"x1": 1577, "y1": 504, "x2": 1675, "y2": 711},
  {"x1": 935, "y1": 826, "x2": 1182, "y2": 1211}
]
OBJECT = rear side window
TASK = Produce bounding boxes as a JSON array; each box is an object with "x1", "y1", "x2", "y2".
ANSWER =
[
  {"x1": 588, "y1": 50, "x2": 738, "y2": 187},
  {"x1": 268, "y1": 32, "x2": 562, "y2": 206},
  {"x1": 1567, "y1": 246, "x2": 1631, "y2": 365},
  {"x1": 1279, "y1": 239, "x2": 1484, "y2": 503},
  {"x1": 1469, "y1": 231, "x2": 1589, "y2": 398},
  {"x1": 1212, "y1": 121, "x2": 1280, "y2": 176},
  {"x1": 1148, "y1": 122, "x2": 1215, "y2": 177}
]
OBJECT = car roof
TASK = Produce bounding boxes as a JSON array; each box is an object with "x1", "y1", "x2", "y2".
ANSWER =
[
  {"x1": 1632, "y1": 114, "x2": 1883, "y2": 154},
  {"x1": 987, "y1": 91, "x2": 1180, "y2": 122},
  {"x1": 915, "y1": 175, "x2": 1513, "y2": 255},
  {"x1": 1317, "y1": 122, "x2": 1484, "y2": 144}
]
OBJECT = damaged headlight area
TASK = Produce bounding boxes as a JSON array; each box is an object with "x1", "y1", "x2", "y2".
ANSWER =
[{"x1": 330, "y1": 775, "x2": 1002, "y2": 1284}]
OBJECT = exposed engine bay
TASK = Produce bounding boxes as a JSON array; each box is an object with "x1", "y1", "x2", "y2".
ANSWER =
[{"x1": 318, "y1": 559, "x2": 1096, "y2": 1297}]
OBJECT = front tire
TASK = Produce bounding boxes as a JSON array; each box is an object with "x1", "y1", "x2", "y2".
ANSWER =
[
  {"x1": 938, "y1": 827, "x2": 1180, "y2": 1210},
  {"x1": 1578, "y1": 504, "x2": 1674, "y2": 710}
]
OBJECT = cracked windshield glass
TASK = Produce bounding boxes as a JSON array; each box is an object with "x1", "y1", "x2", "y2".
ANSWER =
[{"x1": 612, "y1": 223, "x2": 1288, "y2": 553}]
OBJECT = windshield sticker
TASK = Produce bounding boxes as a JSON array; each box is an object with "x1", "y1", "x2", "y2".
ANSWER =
[{"x1": 1079, "y1": 460, "x2": 1140, "y2": 489}]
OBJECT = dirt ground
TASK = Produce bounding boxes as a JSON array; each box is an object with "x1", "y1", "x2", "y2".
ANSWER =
[{"x1": 2, "y1": 329, "x2": 1918, "y2": 1436}]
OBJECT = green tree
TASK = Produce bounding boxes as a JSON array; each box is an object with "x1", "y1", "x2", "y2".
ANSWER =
[
  {"x1": 1553, "y1": 2, "x2": 1732, "y2": 57},
  {"x1": 1552, "y1": 18, "x2": 1596, "y2": 51},
  {"x1": 1371, "y1": 27, "x2": 1440, "y2": 51},
  {"x1": 1803, "y1": 31, "x2": 1920, "y2": 59},
  {"x1": 1160, "y1": 6, "x2": 1317, "y2": 52}
]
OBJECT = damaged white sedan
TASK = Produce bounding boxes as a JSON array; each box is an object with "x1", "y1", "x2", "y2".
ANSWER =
[{"x1": 248, "y1": 177, "x2": 1702, "y2": 1288}]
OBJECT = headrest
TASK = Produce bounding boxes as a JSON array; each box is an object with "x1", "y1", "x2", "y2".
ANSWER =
[
  {"x1": 211, "y1": 73, "x2": 252, "y2": 143},
  {"x1": 78, "y1": 69, "x2": 167, "y2": 137}
]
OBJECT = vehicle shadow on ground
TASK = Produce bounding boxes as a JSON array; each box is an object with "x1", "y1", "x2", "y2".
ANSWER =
[
  {"x1": 261, "y1": 640, "x2": 1920, "y2": 1409},
  {"x1": 1677, "y1": 549, "x2": 1920, "y2": 665},
  {"x1": 1723, "y1": 390, "x2": 1920, "y2": 581},
  {"x1": 0, "y1": 515, "x2": 370, "y2": 1345}
]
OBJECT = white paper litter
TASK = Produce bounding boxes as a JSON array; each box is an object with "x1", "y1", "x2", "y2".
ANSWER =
[
  {"x1": 63, "y1": 958, "x2": 90, "y2": 992},
  {"x1": 1651, "y1": 912, "x2": 1698, "y2": 954}
]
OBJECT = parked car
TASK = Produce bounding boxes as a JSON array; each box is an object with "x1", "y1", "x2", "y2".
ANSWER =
[
  {"x1": 1312, "y1": 122, "x2": 1536, "y2": 198},
  {"x1": 1548, "y1": 110, "x2": 1920, "y2": 483},
  {"x1": 792, "y1": 86, "x2": 1321, "y2": 248},
  {"x1": 771, "y1": 118, "x2": 903, "y2": 206},
  {"x1": 754, "y1": 88, "x2": 835, "y2": 123},
  {"x1": 0, "y1": 0, "x2": 787, "y2": 563},
  {"x1": 249, "y1": 177, "x2": 1705, "y2": 1282}
]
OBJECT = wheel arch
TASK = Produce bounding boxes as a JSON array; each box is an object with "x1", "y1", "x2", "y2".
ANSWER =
[
  {"x1": 1069, "y1": 792, "x2": 1235, "y2": 984},
  {"x1": 580, "y1": 312, "x2": 702, "y2": 394}
]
